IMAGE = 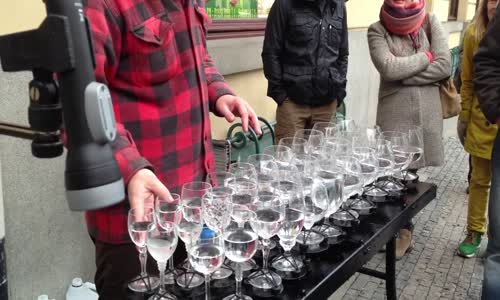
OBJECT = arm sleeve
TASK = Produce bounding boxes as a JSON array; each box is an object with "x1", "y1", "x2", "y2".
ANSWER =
[
  {"x1": 261, "y1": 0, "x2": 288, "y2": 105},
  {"x1": 474, "y1": 5, "x2": 500, "y2": 124}
]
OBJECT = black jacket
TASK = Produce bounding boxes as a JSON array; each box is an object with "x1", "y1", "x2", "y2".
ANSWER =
[
  {"x1": 474, "y1": 6, "x2": 500, "y2": 124},
  {"x1": 262, "y1": 0, "x2": 349, "y2": 106}
]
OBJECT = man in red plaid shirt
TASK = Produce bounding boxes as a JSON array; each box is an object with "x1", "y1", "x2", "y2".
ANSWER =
[{"x1": 83, "y1": 0, "x2": 261, "y2": 298}]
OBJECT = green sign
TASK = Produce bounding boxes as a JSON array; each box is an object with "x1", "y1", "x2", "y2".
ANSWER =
[{"x1": 206, "y1": 0, "x2": 258, "y2": 19}]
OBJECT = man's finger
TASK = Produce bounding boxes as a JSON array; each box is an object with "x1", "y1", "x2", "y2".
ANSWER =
[
  {"x1": 236, "y1": 102, "x2": 249, "y2": 132},
  {"x1": 246, "y1": 104, "x2": 262, "y2": 135},
  {"x1": 150, "y1": 179, "x2": 173, "y2": 203},
  {"x1": 219, "y1": 102, "x2": 236, "y2": 123}
]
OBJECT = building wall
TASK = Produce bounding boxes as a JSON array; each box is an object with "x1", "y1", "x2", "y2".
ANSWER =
[{"x1": 0, "y1": 0, "x2": 474, "y2": 299}]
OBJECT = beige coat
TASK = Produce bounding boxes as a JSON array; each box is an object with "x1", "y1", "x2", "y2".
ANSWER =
[{"x1": 368, "y1": 14, "x2": 451, "y2": 167}]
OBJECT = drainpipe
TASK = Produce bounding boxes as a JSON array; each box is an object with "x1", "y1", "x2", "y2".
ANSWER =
[{"x1": 0, "y1": 158, "x2": 7, "y2": 300}]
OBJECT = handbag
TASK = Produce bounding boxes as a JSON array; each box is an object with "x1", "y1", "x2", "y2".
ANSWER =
[{"x1": 423, "y1": 14, "x2": 461, "y2": 119}]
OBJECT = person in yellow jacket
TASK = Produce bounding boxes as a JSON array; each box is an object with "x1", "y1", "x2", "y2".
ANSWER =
[{"x1": 457, "y1": 0, "x2": 499, "y2": 258}]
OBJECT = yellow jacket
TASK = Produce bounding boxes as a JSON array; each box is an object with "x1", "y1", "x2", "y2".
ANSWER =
[{"x1": 459, "y1": 24, "x2": 498, "y2": 160}]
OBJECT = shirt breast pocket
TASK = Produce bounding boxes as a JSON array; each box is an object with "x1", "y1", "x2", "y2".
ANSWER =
[{"x1": 125, "y1": 12, "x2": 181, "y2": 85}]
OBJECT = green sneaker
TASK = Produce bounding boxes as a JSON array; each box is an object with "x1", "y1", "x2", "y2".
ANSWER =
[{"x1": 457, "y1": 231, "x2": 482, "y2": 258}]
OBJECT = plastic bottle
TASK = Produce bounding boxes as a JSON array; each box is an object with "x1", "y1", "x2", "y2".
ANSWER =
[{"x1": 65, "y1": 277, "x2": 98, "y2": 300}]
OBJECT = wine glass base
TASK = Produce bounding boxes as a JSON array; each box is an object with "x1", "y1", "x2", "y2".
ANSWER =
[
  {"x1": 128, "y1": 275, "x2": 160, "y2": 293},
  {"x1": 147, "y1": 291, "x2": 178, "y2": 300},
  {"x1": 223, "y1": 294, "x2": 253, "y2": 300},
  {"x1": 271, "y1": 254, "x2": 308, "y2": 280},
  {"x1": 247, "y1": 269, "x2": 282, "y2": 289},
  {"x1": 164, "y1": 268, "x2": 179, "y2": 285},
  {"x1": 271, "y1": 254, "x2": 304, "y2": 272},
  {"x1": 211, "y1": 262, "x2": 233, "y2": 280},
  {"x1": 175, "y1": 271, "x2": 204, "y2": 289},
  {"x1": 296, "y1": 230, "x2": 325, "y2": 245}
]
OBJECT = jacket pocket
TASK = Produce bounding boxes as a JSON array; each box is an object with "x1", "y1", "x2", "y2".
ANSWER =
[
  {"x1": 288, "y1": 14, "x2": 314, "y2": 44},
  {"x1": 282, "y1": 66, "x2": 314, "y2": 102},
  {"x1": 327, "y1": 19, "x2": 343, "y2": 46}
]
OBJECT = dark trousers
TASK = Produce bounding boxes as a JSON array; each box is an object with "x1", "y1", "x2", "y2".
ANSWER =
[{"x1": 92, "y1": 238, "x2": 187, "y2": 300}]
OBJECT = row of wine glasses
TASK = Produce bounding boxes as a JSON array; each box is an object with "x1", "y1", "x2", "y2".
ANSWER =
[{"x1": 125, "y1": 119, "x2": 426, "y2": 300}]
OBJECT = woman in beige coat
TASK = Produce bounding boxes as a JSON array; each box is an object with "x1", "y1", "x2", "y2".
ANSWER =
[{"x1": 368, "y1": 0, "x2": 451, "y2": 258}]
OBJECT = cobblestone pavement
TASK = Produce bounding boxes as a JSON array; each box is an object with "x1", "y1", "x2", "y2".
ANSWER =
[{"x1": 329, "y1": 137, "x2": 485, "y2": 300}]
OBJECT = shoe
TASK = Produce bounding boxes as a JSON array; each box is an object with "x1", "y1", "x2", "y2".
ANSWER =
[
  {"x1": 457, "y1": 231, "x2": 482, "y2": 258},
  {"x1": 396, "y1": 229, "x2": 413, "y2": 260}
]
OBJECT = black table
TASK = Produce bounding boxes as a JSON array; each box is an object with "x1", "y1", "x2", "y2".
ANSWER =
[{"x1": 129, "y1": 182, "x2": 437, "y2": 300}]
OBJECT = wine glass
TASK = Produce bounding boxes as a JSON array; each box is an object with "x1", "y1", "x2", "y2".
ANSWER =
[
  {"x1": 175, "y1": 211, "x2": 205, "y2": 288},
  {"x1": 336, "y1": 155, "x2": 363, "y2": 203},
  {"x1": 177, "y1": 181, "x2": 211, "y2": 289},
  {"x1": 248, "y1": 194, "x2": 286, "y2": 289},
  {"x1": 402, "y1": 125, "x2": 425, "y2": 168},
  {"x1": 181, "y1": 181, "x2": 212, "y2": 223},
  {"x1": 188, "y1": 231, "x2": 225, "y2": 300},
  {"x1": 146, "y1": 221, "x2": 178, "y2": 300},
  {"x1": 278, "y1": 137, "x2": 308, "y2": 155},
  {"x1": 294, "y1": 129, "x2": 324, "y2": 155},
  {"x1": 375, "y1": 139, "x2": 395, "y2": 178},
  {"x1": 202, "y1": 188, "x2": 234, "y2": 280},
  {"x1": 312, "y1": 121, "x2": 337, "y2": 136},
  {"x1": 206, "y1": 170, "x2": 236, "y2": 189},
  {"x1": 223, "y1": 222, "x2": 259, "y2": 300},
  {"x1": 296, "y1": 178, "x2": 328, "y2": 246},
  {"x1": 353, "y1": 147, "x2": 379, "y2": 187},
  {"x1": 155, "y1": 194, "x2": 182, "y2": 285},
  {"x1": 247, "y1": 154, "x2": 279, "y2": 191},
  {"x1": 312, "y1": 159, "x2": 345, "y2": 238},
  {"x1": 229, "y1": 162, "x2": 259, "y2": 186},
  {"x1": 127, "y1": 208, "x2": 160, "y2": 293},
  {"x1": 336, "y1": 119, "x2": 357, "y2": 134},
  {"x1": 263, "y1": 145, "x2": 294, "y2": 167},
  {"x1": 202, "y1": 189, "x2": 233, "y2": 233},
  {"x1": 323, "y1": 137, "x2": 352, "y2": 158},
  {"x1": 228, "y1": 180, "x2": 259, "y2": 272}
]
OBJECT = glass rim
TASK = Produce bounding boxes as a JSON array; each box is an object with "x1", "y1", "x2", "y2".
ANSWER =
[
  {"x1": 279, "y1": 136, "x2": 307, "y2": 144},
  {"x1": 182, "y1": 181, "x2": 213, "y2": 192}
]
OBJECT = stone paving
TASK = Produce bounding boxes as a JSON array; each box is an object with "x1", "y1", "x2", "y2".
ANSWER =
[{"x1": 329, "y1": 137, "x2": 485, "y2": 300}]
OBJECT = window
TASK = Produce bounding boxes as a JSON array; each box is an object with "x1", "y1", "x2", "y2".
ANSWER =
[
  {"x1": 448, "y1": 0, "x2": 460, "y2": 20},
  {"x1": 207, "y1": 0, "x2": 275, "y2": 39}
]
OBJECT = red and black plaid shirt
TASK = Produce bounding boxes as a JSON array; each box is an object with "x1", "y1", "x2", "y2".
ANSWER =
[{"x1": 84, "y1": 0, "x2": 233, "y2": 243}]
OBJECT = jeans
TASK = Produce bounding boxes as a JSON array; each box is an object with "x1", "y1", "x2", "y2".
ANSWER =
[
  {"x1": 482, "y1": 133, "x2": 500, "y2": 300},
  {"x1": 468, "y1": 155, "x2": 491, "y2": 234}
]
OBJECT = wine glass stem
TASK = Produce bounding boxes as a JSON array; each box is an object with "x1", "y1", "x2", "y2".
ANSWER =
[
  {"x1": 205, "y1": 274, "x2": 211, "y2": 300},
  {"x1": 262, "y1": 239, "x2": 271, "y2": 271},
  {"x1": 235, "y1": 263, "x2": 243, "y2": 298},
  {"x1": 168, "y1": 255, "x2": 175, "y2": 272},
  {"x1": 158, "y1": 262, "x2": 167, "y2": 294},
  {"x1": 139, "y1": 247, "x2": 148, "y2": 277}
]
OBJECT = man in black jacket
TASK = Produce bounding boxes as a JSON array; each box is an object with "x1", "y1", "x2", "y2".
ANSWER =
[
  {"x1": 474, "y1": 5, "x2": 500, "y2": 300},
  {"x1": 262, "y1": 0, "x2": 349, "y2": 141}
]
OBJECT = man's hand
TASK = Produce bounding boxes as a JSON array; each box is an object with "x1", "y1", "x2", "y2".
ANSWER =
[
  {"x1": 216, "y1": 95, "x2": 262, "y2": 135},
  {"x1": 128, "y1": 169, "x2": 173, "y2": 215}
]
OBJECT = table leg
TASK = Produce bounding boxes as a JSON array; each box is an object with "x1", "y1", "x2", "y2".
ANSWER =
[{"x1": 386, "y1": 236, "x2": 397, "y2": 300}]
